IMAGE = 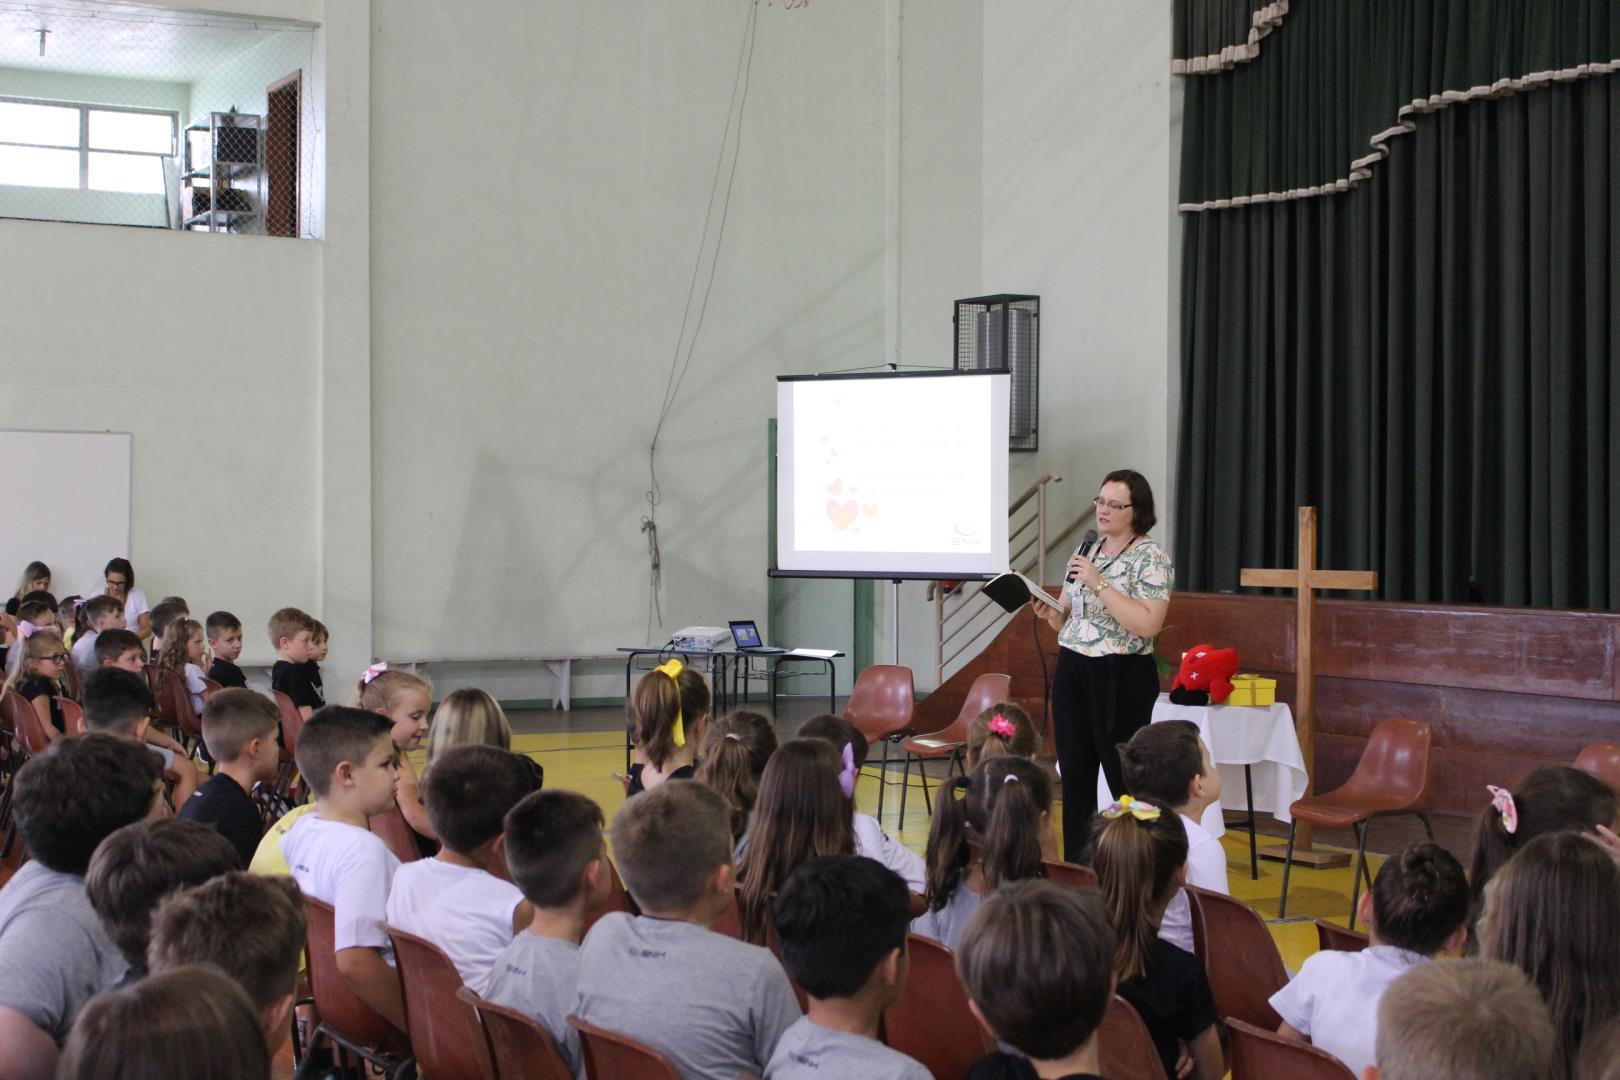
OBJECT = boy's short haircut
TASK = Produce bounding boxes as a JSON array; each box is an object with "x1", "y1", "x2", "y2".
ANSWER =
[
  {"x1": 293, "y1": 705, "x2": 394, "y2": 798},
  {"x1": 422, "y1": 745, "x2": 539, "y2": 854},
  {"x1": 201, "y1": 689, "x2": 281, "y2": 763},
  {"x1": 1375, "y1": 958, "x2": 1554, "y2": 1080},
  {"x1": 797, "y1": 713, "x2": 869, "y2": 771},
  {"x1": 611, "y1": 781, "x2": 733, "y2": 912},
  {"x1": 205, "y1": 611, "x2": 242, "y2": 638},
  {"x1": 83, "y1": 594, "x2": 123, "y2": 624},
  {"x1": 149, "y1": 872, "x2": 306, "y2": 1010},
  {"x1": 81, "y1": 667, "x2": 157, "y2": 735},
  {"x1": 1119, "y1": 720, "x2": 1206, "y2": 809},
  {"x1": 85, "y1": 819, "x2": 241, "y2": 968},
  {"x1": 12, "y1": 733, "x2": 161, "y2": 874},
  {"x1": 95, "y1": 628, "x2": 144, "y2": 666},
  {"x1": 503, "y1": 789, "x2": 605, "y2": 909},
  {"x1": 19, "y1": 590, "x2": 57, "y2": 612},
  {"x1": 1372, "y1": 841, "x2": 1470, "y2": 954},
  {"x1": 772, "y1": 855, "x2": 910, "y2": 999},
  {"x1": 309, "y1": 619, "x2": 328, "y2": 642},
  {"x1": 148, "y1": 601, "x2": 183, "y2": 640},
  {"x1": 15, "y1": 599, "x2": 54, "y2": 624},
  {"x1": 267, "y1": 607, "x2": 314, "y2": 649},
  {"x1": 158, "y1": 597, "x2": 189, "y2": 613},
  {"x1": 956, "y1": 880, "x2": 1115, "y2": 1061}
]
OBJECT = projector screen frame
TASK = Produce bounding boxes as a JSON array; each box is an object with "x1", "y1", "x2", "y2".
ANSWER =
[{"x1": 772, "y1": 368, "x2": 1011, "y2": 583}]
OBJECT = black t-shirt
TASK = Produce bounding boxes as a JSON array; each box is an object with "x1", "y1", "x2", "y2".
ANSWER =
[
  {"x1": 967, "y1": 1054, "x2": 1102, "y2": 1080},
  {"x1": 626, "y1": 762, "x2": 694, "y2": 797},
  {"x1": 17, "y1": 676, "x2": 64, "y2": 732},
  {"x1": 208, "y1": 658, "x2": 248, "y2": 690},
  {"x1": 3, "y1": 597, "x2": 17, "y2": 617},
  {"x1": 1117, "y1": 939, "x2": 1218, "y2": 1079},
  {"x1": 177, "y1": 773, "x2": 263, "y2": 869},
  {"x1": 271, "y1": 660, "x2": 324, "y2": 711}
]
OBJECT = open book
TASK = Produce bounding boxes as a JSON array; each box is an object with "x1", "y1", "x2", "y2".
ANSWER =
[{"x1": 981, "y1": 571, "x2": 1066, "y2": 615}]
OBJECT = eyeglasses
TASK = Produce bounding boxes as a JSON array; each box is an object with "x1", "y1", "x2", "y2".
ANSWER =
[
  {"x1": 105, "y1": 579, "x2": 128, "y2": 589},
  {"x1": 38, "y1": 653, "x2": 67, "y2": 663},
  {"x1": 1093, "y1": 497, "x2": 1133, "y2": 511}
]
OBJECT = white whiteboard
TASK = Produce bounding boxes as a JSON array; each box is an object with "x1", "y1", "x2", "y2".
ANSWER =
[
  {"x1": 0, "y1": 430, "x2": 131, "y2": 604},
  {"x1": 776, "y1": 371, "x2": 1009, "y2": 578}
]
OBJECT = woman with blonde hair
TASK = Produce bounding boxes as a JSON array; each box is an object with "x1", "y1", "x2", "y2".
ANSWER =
[{"x1": 426, "y1": 686, "x2": 542, "y2": 789}]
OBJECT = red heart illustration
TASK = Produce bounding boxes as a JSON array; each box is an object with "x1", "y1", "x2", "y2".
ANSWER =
[{"x1": 826, "y1": 500, "x2": 859, "y2": 530}]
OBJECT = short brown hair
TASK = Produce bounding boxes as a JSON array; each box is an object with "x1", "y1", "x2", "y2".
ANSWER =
[
  {"x1": 205, "y1": 611, "x2": 242, "y2": 638},
  {"x1": 1119, "y1": 720, "x2": 1206, "y2": 810},
  {"x1": 85, "y1": 819, "x2": 241, "y2": 969},
  {"x1": 148, "y1": 601, "x2": 184, "y2": 642},
  {"x1": 423, "y1": 745, "x2": 537, "y2": 854},
  {"x1": 1375, "y1": 958, "x2": 1555, "y2": 1080},
  {"x1": 309, "y1": 619, "x2": 328, "y2": 642},
  {"x1": 611, "y1": 781, "x2": 732, "y2": 913},
  {"x1": 202, "y1": 689, "x2": 281, "y2": 763},
  {"x1": 94, "y1": 628, "x2": 143, "y2": 666},
  {"x1": 266, "y1": 607, "x2": 314, "y2": 650},
  {"x1": 149, "y1": 873, "x2": 306, "y2": 1010},
  {"x1": 293, "y1": 705, "x2": 394, "y2": 798},
  {"x1": 83, "y1": 594, "x2": 124, "y2": 624},
  {"x1": 957, "y1": 880, "x2": 1115, "y2": 1060},
  {"x1": 504, "y1": 790, "x2": 605, "y2": 909},
  {"x1": 1371, "y1": 841, "x2": 1469, "y2": 955}
]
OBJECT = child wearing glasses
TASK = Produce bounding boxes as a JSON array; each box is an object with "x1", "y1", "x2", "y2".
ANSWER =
[{"x1": 3, "y1": 623, "x2": 68, "y2": 742}]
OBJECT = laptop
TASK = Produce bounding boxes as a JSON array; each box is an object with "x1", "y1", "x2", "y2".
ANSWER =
[{"x1": 729, "y1": 620, "x2": 786, "y2": 654}]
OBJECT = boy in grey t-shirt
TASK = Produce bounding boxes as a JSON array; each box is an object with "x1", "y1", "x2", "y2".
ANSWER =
[
  {"x1": 574, "y1": 782, "x2": 801, "y2": 1080},
  {"x1": 765, "y1": 855, "x2": 930, "y2": 1080},
  {"x1": 482, "y1": 790, "x2": 615, "y2": 1080}
]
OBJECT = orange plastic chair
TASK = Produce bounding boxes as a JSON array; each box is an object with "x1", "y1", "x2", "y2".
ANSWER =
[
  {"x1": 897, "y1": 672, "x2": 1010, "y2": 829},
  {"x1": 58, "y1": 658, "x2": 80, "y2": 702},
  {"x1": 300, "y1": 897, "x2": 411, "y2": 1071},
  {"x1": 1279, "y1": 718, "x2": 1433, "y2": 928},
  {"x1": 1186, "y1": 885, "x2": 1287, "y2": 1029},
  {"x1": 584, "y1": 858, "x2": 635, "y2": 936},
  {"x1": 56, "y1": 697, "x2": 84, "y2": 737},
  {"x1": 1314, "y1": 919, "x2": 1369, "y2": 953},
  {"x1": 1227, "y1": 1017, "x2": 1356, "y2": 1079},
  {"x1": 1042, "y1": 859, "x2": 1099, "y2": 890},
  {"x1": 1575, "y1": 743, "x2": 1620, "y2": 795},
  {"x1": 842, "y1": 665, "x2": 916, "y2": 818},
  {"x1": 153, "y1": 669, "x2": 203, "y2": 749},
  {"x1": 1098, "y1": 993, "x2": 1169, "y2": 1080},
  {"x1": 273, "y1": 690, "x2": 305, "y2": 799},
  {"x1": 881, "y1": 933, "x2": 997, "y2": 1080},
  {"x1": 386, "y1": 925, "x2": 495, "y2": 1079},
  {"x1": 368, "y1": 805, "x2": 423, "y2": 864},
  {"x1": 1, "y1": 690, "x2": 53, "y2": 755},
  {"x1": 458, "y1": 986, "x2": 574, "y2": 1080},
  {"x1": 568, "y1": 1014, "x2": 683, "y2": 1080}
]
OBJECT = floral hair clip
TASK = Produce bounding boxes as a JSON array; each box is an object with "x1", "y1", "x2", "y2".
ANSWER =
[
  {"x1": 1101, "y1": 795, "x2": 1161, "y2": 821},
  {"x1": 1487, "y1": 785, "x2": 1519, "y2": 835},
  {"x1": 838, "y1": 742, "x2": 857, "y2": 798},
  {"x1": 362, "y1": 661, "x2": 388, "y2": 685},
  {"x1": 987, "y1": 714, "x2": 1016, "y2": 740},
  {"x1": 653, "y1": 658, "x2": 687, "y2": 747},
  {"x1": 15, "y1": 620, "x2": 35, "y2": 640}
]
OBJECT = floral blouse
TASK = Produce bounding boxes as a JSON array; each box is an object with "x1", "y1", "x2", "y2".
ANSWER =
[{"x1": 1058, "y1": 537, "x2": 1174, "y2": 657}]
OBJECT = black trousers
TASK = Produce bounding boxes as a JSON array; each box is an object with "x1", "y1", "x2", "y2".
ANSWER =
[{"x1": 1051, "y1": 648, "x2": 1161, "y2": 862}]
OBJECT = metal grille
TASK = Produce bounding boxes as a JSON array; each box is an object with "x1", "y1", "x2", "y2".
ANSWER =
[
  {"x1": 954, "y1": 294, "x2": 1040, "y2": 451},
  {"x1": 0, "y1": 1, "x2": 316, "y2": 236}
]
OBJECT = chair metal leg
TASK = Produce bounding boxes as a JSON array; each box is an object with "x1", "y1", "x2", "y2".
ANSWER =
[
  {"x1": 919, "y1": 756, "x2": 933, "y2": 816},
  {"x1": 876, "y1": 740, "x2": 890, "y2": 820},
  {"x1": 1349, "y1": 821, "x2": 1371, "y2": 930},
  {"x1": 1278, "y1": 819, "x2": 1298, "y2": 919},
  {"x1": 898, "y1": 752, "x2": 912, "y2": 831}
]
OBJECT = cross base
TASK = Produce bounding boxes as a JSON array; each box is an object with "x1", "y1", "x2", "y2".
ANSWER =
[{"x1": 1258, "y1": 846, "x2": 1350, "y2": 869}]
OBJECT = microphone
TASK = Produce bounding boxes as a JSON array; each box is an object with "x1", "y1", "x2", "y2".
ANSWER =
[{"x1": 1065, "y1": 529, "x2": 1100, "y2": 583}]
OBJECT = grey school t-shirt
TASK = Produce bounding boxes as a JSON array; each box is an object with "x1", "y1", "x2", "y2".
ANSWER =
[
  {"x1": 765, "y1": 1016, "x2": 932, "y2": 1080},
  {"x1": 575, "y1": 913, "x2": 802, "y2": 1080},
  {"x1": 0, "y1": 861, "x2": 127, "y2": 1042},
  {"x1": 910, "y1": 879, "x2": 986, "y2": 953},
  {"x1": 483, "y1": 933, "x2": 585, "y2": 1080}
]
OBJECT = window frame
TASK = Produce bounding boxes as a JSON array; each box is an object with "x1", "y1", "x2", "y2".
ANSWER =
[{"x1": 0, "y1": 95, "x2": 178, "y2": 192}]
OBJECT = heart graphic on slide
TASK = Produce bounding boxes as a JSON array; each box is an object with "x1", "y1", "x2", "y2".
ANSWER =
[
  {"x1": 826, "y1": 479, "x2": 842, "y2": 495},
  {"x1": 862, "y1": 504, "x2": 878, "y2": 518},
  {"x1": 826, "y1": 500, "x2": 859, "y2": 530}
]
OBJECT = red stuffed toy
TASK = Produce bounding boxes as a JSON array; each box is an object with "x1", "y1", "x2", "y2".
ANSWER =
[{"x1": 1169, "y1": 643, "x2": 1239, "y2": 706}]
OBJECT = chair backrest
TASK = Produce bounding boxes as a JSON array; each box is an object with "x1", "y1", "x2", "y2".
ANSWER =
[
  {"x1": 1098, "y1": 993, "x2": 1169, "y2": 1080},
  {"x1": 56, "y1": 697, "x2": 84, "y2": 737},
  {"x1": 459, "y1": 986, "x2": 574, "y2": 1080},
  {"x1": 1314, "y1": 919, "x2": 1369, "y2": 953},
  {"x1": 1, "y1": 690, "x2": 52, "y2": 755},
  {"x1": 144, "y1": 662, "x2": 161, "y2": 695},
  {"x1": 584, "y1": 857, "x2": 635, "y2": 936},
  {"x1": 368, "y1": 805, "x2": 422, "y2": 864},
  {"x1": 1042, "y1": 859, "x2": 1099, "y2": 890},
  {"x1": 881, "y1": 933, "x2": 996, "y2": 1080},
  {"x1": 1185, "y1": 885, "x2": 1287, "y2": 1028},
  {"x1": 387, "y1": 925, "x2": 495, "y2": 1079},
  {"x1": 301, "y1": 896, "x2": 410, "y2": 1057},
  {"x1": 1575, "y1": 743, "x2": 1620, "y2": 795},
  {"x1": 568, "y1": 1014, "x2": 683, "y2": 1080},
  {"x1": 938, "y1": 672, "x2": 1013, "y2": 744},
  {"x1": 843, "y1": 665, "x2": 916, "y2": 742},
  {"x1": 154, "y1": 669, "x2": 202, "y2": 740},
  {"x1": 711, "y1": 889, "x2": 744, "y2": 940},
  {"x1": 1185, "y1": 886, "x2": 1210, "y2": 966},
  {"x1": 58, "y1": 659, "x2": 80, "y2": 702},
  {"x1": 273, "y1": 690, "x2": 305, "y2": 760},
  {"x1": 1227, "y1": 1017, "x2": 1356, "y2": 1080},
  {"x1": 1342, "y1": 718, "x2": 1432, "y2": 808}
]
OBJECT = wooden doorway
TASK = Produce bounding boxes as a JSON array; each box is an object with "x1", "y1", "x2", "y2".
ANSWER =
[{"x1": 266, "y1": 71, "x2": 300, "y2": 237}]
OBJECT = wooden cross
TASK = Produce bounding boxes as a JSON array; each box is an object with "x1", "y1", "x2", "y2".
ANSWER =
[{"x1": 1241, "y1": 506, "x2": 1377, "y2": 862}]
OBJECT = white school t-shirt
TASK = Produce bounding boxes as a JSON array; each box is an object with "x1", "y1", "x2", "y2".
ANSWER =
[
  {"x1": 1269, "y1": 945, "x2": 1430, "y2": 1077},
  {"x1": 120, "y1": 588, "x2": 149, "y2": 633},
  {"x1": 853, "y1": 812, "x2": 927, "y2": 893},
  {"x1": 282, "y1": 814, "x2": 400, "y2": 955},
  {"x1": 384, "y1": 858, "x2": 524, "y2": 996},
  {"x1": 71, "y1": 631, "x2": 99, "y2": 677},
  {"x1": 1159, "y1": 811, "x2": 1228, "y2": 953}
]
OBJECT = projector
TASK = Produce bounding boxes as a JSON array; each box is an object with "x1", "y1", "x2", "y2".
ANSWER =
[{"x1": 672, "y1": 626, "x2": 733, "y2": 652}]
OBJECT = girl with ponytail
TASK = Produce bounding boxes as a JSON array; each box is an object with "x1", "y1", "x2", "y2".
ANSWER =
[
  {"x1": 625, "y1": 660, "x2": 711, "y2": 796},
  {"x1": 695, "y1": 710, "x2": 778, "y2": 854},
  {"x1": 1093, "y1": 797, "x2": 1221, "y2": 1080},
  {"x1": 353, "y1": 664, "x2": 435, "y2": 841},
  {"x1": 914, "y1": 756, "x2": 1055, "y2": 951},
  {"x1": 965, "y1": 701, "x2": 1042, "y2": 771}
]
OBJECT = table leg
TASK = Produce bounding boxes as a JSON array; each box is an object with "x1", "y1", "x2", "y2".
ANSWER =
[
  {"x1": 1244, "y1": 764, "x2": 1258, "y2": 880},
  {"x1": 826, "y1": 659, "x2": 836, "y2": 714},
  {"x1": 623, "y1": 656, "x2": 633, "y2": 773}
]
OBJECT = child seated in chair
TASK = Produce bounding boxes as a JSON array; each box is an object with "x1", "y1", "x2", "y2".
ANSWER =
[
  {"x1": 71, "y1": 595, "x2": 124, "y2": 679},
  {"x1": 205, "y1": 611, "x2": 248, "y2": 689},
  {"x1": 574, "y1": 781, "x2": 801, "y2": 1080},
  {"x1": 80, "y1": 668, "x2": 199, "y2": 811},
  {"x1": 798, "y1": 714, "x2": 926, "y2": 893},
  {"x1": 1371, "y1": 958, "x2": 1555, "y2": 1080},
  {"x1": 93, "y1": 629, "x2": 145, "y2": 675},
  {"x1": 178, "y1": 689, "x2": 283, "y2": 868}
]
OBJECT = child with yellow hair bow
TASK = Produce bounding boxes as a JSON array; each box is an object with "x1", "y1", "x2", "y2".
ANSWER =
[{"x1": 625, "y1": 657, "x2": 713, "y2": 797}]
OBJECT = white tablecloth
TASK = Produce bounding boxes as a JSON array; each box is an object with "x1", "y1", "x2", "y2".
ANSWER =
[{"x1": 1095, "y1": 693, "x2": 1309, "y2": 839}]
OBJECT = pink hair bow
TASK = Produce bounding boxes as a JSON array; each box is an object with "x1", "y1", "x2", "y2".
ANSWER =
[
  {"x1": 838, "y1": 742, "x2": 857, "y2": 798},
  {"x1": 362, "y1": 661, "x2": 388, "y2": 685},
  {"x1": 987, "y1": 713, "x2": 1015, "y2": 739},
  {"x1": 15, "y1": 620, "x2": 35, "y2": 640},
  {"x1": 1487, "y1": 784, "x2": 1518, "y2": 835}
]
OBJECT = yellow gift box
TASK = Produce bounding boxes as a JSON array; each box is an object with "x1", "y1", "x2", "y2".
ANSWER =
[{"x1": 1225, "y1": 674, "x2": 1276, "y2": 707}]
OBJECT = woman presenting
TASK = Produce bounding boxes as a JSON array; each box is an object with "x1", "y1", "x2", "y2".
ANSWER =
[{"x1": 1035, "y1": 469, "x2": 1172, "y2": 861}]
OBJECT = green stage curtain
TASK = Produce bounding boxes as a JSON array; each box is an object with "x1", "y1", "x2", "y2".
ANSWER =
[
  {"x1": 1174, "y1": 71, "x2": 1620, "y2": 608},
  {"x1": 1173, "y1": 0, "x2": 1290, "y2": 74}
]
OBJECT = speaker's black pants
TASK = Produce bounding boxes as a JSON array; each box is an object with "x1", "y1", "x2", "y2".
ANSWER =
[{"x1": 1051, "y1": 648, "x2": 1160, "y2": 862}]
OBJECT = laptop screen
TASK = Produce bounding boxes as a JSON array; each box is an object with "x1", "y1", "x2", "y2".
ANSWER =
[{"x1": 729, "y1": 621, "x2": 764, "y2": 649}]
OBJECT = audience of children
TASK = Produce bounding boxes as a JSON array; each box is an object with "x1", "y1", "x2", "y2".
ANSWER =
[
  {"x1": 70, "y1": 595, "x2": 123, "y2": 679},
  {"x1": 204, "y1": 611, "x2": 247, "y2": 689},
  {"x1": 965, "y1": 701, "x2": 1043, "y2": 771},
  {"x1": 915, "y1": 755, "x2": 1055, "y2": 950},
  {"x1": 695, "y1": 708, "x2": 778, "y2": 853},
  {"x1": 1372, "y1": 957, "x2": 1556, "y2": 1080},
  {"x1": 625, "y1": 658, "x2": 710, "y2": 794},
  {"x1": 178, "y1": 689, "x2": 283, "y2": 867},
  {"x1": 268, "y1": 607, "x2": 324, "y2": 720},
  {"x1": 353, "y1": 664, "x2": 435, "y2": 840},
  {"x1": 798, "y1": 713, "x2": 928, "y2": 892}
]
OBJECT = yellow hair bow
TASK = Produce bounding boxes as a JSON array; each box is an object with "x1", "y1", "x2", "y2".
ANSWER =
[
  {"x1": 654, "y1": 658, "x2": 686, "y2": 747},
  {"x1": 1101, "y1": 795, "x2": 1161, "y2": 821}
]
